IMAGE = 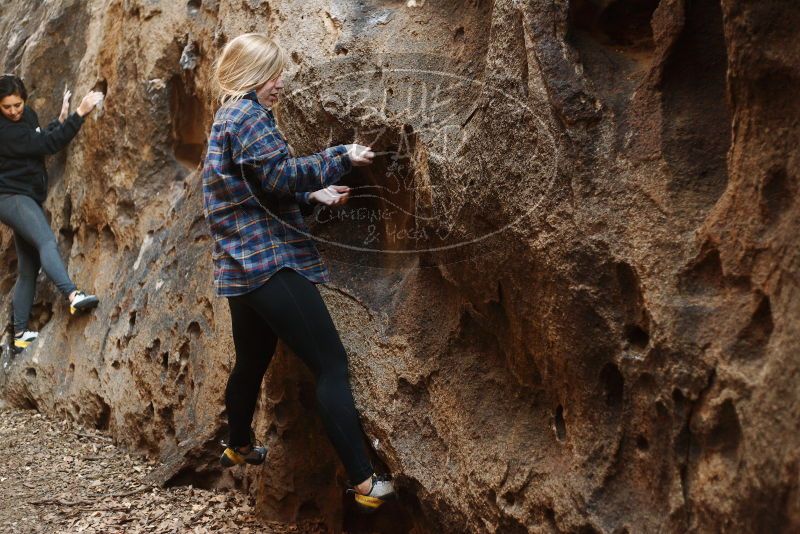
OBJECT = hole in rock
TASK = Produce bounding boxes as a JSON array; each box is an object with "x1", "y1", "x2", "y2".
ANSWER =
[
  {"x1": 761, "y1": 165, "x2": 793, "y2": 222},
  {"x1": 569, "y1": 0, "x2": 658, "y2": 52},
  {"x1": 17, "y1": 396, "x2": 38, "y2": 410},
  {"x1": 187, "y1": 321, "x2": 202, "y2": 338},
  {"x1": 178, "y1": 340, "x2": 191, "y2": 366},
  {"x1": 706, "y1": 399, "x2": 742, "y2": 457},
  {"x1": 615, "y1": 262, "x2": 650, "y2": 339},
  {"x1": 93, "y1": 78, "x2": 108, "y2": 95},
  {"x1": 624, "y1": 324, "x2": 649, "y2": 349},
  {"x1": 187, "y1": 0, "x2": 201, "y2": 13},
  {"x1": 655, "y1": 399, "x2": 669, "y2": 419},
  {"x1": 159, "y1": 406, "x2": 176, "y2": 438},
  {"x1": 170, "y1": 75, "x2": 206, "y2": 170},
  {"x1": 577, "y1": 524, "x2": 603, "y2": 534},
  {"x1": 161, "y1": 352, "x2": 169, "y2": 370},
  {"x1": 731, "y1": 294, "x2": 774, "y2": 361},
  {"x1": 168, "y1": 466, "x2": 221, "y2": 490},
  {"x1": 555, "y1": 404, "x2": 567, "y2": 441},
  {"x1": 59, "y1": 195, "x2": 74, "y2": 251},
  {"x1": 99, "y1": 225, "x2": 118, "y2": 253},
  {"x1": 545, "y1": 508, "x2": 557, "y2": 525},
  {"x1": 600, "y1": 363, "x2": 624, "y2": 408},
  {"x1": 672, "y1": 388, "x2": 686, "y2": 412},
  {"x1": 636, "y1": 434, "x2": 649, "y2": 451},
  {"x1": 25, "y1": 367, "x2": 36, "y2": 378},
  {"x1": 95, "y1": 396, "x2": 111, "y2": 430},
  {"x1": 112, "y1": 360, "x2": 121, "y2": 370},
  {"x1": 298, "y1": 500, "x2": 321, "y2": 520},
  {"x1": 129, "y1": 310, "x2": 137, "y2": 328},
  {"x1": 679, "y1": 245, "x2": 725, "y2": 294},
  {"x1": 29, "y1": 301, "x2": 53, "y2": 333}
]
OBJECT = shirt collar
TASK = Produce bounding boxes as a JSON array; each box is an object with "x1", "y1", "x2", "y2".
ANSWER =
[{"x1": 243, "y1": 90, "x2": 273, "y2": 111}]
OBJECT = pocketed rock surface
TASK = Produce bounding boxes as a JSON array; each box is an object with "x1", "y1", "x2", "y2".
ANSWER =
[
  {"x1": 0, "y1": 1, "x2": 798, "y2": 533},
  {"x1": 0, "y1": 407, "x2": 320, "y2": 533}
]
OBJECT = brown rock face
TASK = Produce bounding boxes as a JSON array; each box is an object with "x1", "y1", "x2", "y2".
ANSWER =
[{"x1": 1, "y1": 1, "x2": 797, "y2": 532}]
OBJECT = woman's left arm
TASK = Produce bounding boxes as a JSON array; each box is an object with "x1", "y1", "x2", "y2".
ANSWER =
[{"x1": 0, "y1": 113, "x2": 85, "y2": 157}]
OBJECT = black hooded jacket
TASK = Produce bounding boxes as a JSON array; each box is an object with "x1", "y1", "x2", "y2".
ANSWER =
[{"x1": 0, "y1": 106, "x2": 84, "y2": 203}]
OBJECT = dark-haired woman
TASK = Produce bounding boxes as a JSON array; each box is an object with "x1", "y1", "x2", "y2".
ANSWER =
[{"x1": 0, "y1": 75, "x2": 104, "y2": 352}]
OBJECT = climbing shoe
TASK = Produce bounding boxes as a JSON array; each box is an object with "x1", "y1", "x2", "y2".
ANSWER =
[
  {"x1": 69, "y1": 291, "x2": 100, "y2": 315},
  {"x1": 219, "y1": 431, "x2": 267, "y2": 467},
  {"x1": 349, "y1": 473, "x2": 396, "y2": 513},
  {"x1": 13, "y1": 331, "x2": 38, "y2": 352}
]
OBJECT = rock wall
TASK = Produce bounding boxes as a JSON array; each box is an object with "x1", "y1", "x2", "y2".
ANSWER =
[{"x1": 1, "y1": 0, "x2": 797, "y2": 532}]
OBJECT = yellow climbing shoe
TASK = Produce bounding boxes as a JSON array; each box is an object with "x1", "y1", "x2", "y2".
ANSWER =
[{"x1": 351, "y1": 474, "x2": 396, "y2": 513}]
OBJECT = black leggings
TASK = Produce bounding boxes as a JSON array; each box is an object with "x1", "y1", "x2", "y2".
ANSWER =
[{"x1": 225, "y1": 267, "x2": 373, "y2": 483}]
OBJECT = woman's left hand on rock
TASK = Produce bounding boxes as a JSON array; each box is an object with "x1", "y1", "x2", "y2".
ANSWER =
[
  {"x1": 310, "y1": 185, "x2": 351, "y2": 206},
  {"x1": 59, "y1": 88, "x2": 72, "y2": 123}
]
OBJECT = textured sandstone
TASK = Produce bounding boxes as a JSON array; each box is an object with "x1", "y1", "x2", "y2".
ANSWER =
[{"x1": 0, "y1": 0, "x2": 798, "y2": 532}]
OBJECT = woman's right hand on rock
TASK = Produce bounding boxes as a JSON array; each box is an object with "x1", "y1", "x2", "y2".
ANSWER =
[
  {"x1": 77, "y1": 91, "x2": 105, "y2": 117},
  {"x1": 345, "y1": 144, "x2": 375, "y2": 167}
]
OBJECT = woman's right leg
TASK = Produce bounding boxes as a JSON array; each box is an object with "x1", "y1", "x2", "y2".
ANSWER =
[
  {"x1": 0, "y1": 194, "x2": 76, "y2": 299},
  {"x1": 225, "y1": 296, "x2": 278, "y2": 447},
  {"x1": 11, "y1": 234, "x2": 41, "y2": 334}
]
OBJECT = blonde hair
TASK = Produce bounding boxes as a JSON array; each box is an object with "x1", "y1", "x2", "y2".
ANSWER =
[{"x1": 214, "y1": 33, "x2": 288, "y2": 104}]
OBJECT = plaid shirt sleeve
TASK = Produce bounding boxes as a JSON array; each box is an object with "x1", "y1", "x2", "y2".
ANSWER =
[
  {"x1": 295, "y1": 191, "x2": 315, "y2": 216},
  {"x1": 231, "y1": 110, "x2": 351, "y2": 197}
]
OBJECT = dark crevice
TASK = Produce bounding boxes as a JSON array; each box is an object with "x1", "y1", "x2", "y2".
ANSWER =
[
  {"x1": 760, "y1": 165, "x2": 794, "y2": 222},
  {"x1": 169, "y1": 75, "x2": 206, "y2": 170},
  {"x1": 555, "y1": 404, "x2": 567, "y2": 441},
  {"x1": 660, "y1": 0, "x2": 731, "y2": 207},
  {"x1": 731, "y1": 293, "x2": 774, "y2": 361},
  {"x1": 706, "y1": 399, "x2": 742, "y2": 458},
  {"x1": 95, "y1": 396, "x2": 111, "y2": 430},
  {"x1": 615, "y1": 262, "x2": 650, "y2": 350},
  {"x1": 569, "y1": 0, "x2": 658, "y2": 51},
  {"x1": 600, "y1": 362, "x2": 624, "y2": 409},
  {"x1": 676, "y1": 368, "x2": 716, "y2": 528},
  {"x1": 624, "y1": 324, "x2": 650, "y2": 349}
]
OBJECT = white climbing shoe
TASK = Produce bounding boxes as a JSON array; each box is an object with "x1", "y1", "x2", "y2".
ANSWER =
[{"x1": 69, "y1": 291, "x2": 100, "y2": 315}]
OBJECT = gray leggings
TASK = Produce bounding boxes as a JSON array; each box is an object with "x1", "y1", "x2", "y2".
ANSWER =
[{"x1": 0, "y1": 194, "x2": 76, "y2": 332}]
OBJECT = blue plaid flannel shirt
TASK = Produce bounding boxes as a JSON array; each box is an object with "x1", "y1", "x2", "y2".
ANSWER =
[{"x1": 202, "y1": 91, "x2": 351, "y2": 296}]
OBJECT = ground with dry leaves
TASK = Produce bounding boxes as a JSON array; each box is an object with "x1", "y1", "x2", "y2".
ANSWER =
[{"x1": 0, "y1": 407, "x2": 321, "y2": 533}]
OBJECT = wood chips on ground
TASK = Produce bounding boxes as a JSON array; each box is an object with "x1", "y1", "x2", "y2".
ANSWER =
[{"x1": 0, "y1": 408, "x2": 321, "y2": 533}]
